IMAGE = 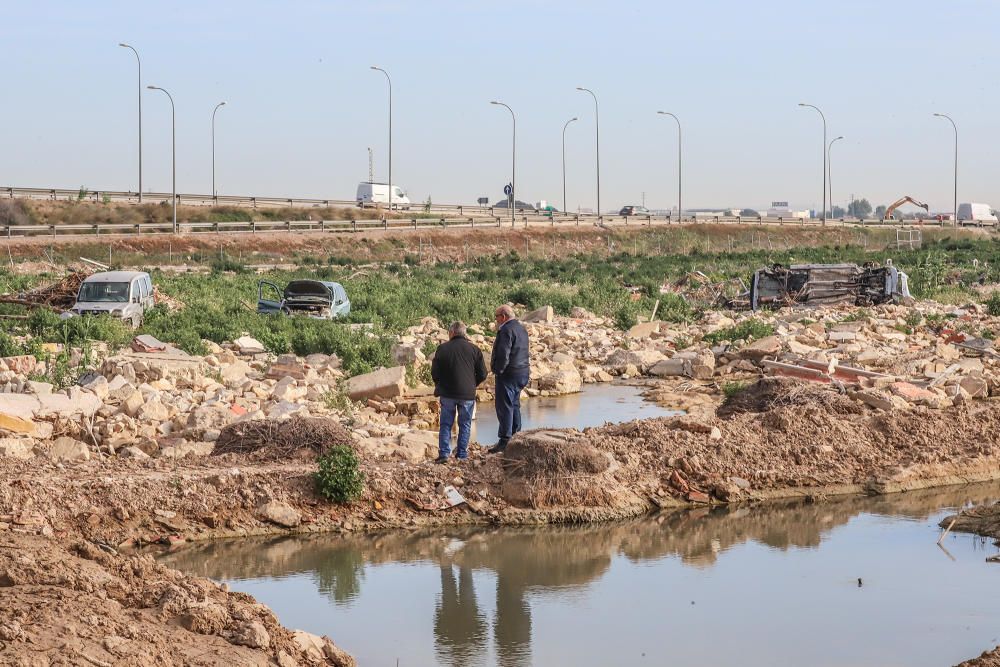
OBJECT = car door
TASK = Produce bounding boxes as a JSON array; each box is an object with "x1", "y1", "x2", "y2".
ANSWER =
[
  {"x1": 332, "y1": 285, "x2": 350, "y2": 318},
  {"x1": 257, "y1": 280, "x2": 284, "y2": 314}
]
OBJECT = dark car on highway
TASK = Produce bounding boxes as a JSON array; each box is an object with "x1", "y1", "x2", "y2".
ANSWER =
[{"x1": 619, "y1": 205, "x2": 650, "y2": 216}]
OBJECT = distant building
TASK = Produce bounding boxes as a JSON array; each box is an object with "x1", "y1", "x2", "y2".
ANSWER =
[{"x1": 766, "y1": 200, "x2": 809, "y2": 219}]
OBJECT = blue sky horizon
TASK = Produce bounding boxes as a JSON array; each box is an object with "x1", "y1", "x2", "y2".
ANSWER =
[{"x1": 3, "y1": 0, "x2": 998, "y2": 214}]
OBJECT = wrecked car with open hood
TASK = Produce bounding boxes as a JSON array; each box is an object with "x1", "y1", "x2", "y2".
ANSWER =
[
  {"x1": 257, "y1": 280, "x2": 351, "y2": 319},
  {"x1": 735, "y1": 262, "x2": 910, "y2": 311}
]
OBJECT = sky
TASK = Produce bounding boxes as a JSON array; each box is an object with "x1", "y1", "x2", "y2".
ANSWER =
[{"x1": 3, "y1": 0, "x2": 999, "y2": 214}]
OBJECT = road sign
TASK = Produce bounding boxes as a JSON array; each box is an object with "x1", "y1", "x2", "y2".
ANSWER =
[{"x1": 504, "y1": 183, "x2": 512, "y2": 197}]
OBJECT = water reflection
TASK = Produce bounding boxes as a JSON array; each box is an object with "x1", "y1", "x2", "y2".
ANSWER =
[{"x1": 160, "y1": 483, "x2": 1000, "y2": 667}]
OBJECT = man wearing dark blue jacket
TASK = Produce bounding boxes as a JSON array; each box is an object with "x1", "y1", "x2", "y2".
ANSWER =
[{"x1": 489, "y1": 304, "x2": 530, "y2": 454}]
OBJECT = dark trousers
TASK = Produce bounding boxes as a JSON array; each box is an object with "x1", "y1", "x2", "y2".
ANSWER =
[{"x1": 495, "y1": 372, "x2": 530, "y2": 442}]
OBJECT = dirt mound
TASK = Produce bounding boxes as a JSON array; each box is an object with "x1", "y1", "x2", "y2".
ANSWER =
[
  {"x1": 500, "y1": 430, "x2": 617, "y2": 508},
  {"x1": 716, "y1": 377, "x2": 862, "y2": 419},
  {"x1": 214, "y1": 417, "x2": 353, "y2": 460}
]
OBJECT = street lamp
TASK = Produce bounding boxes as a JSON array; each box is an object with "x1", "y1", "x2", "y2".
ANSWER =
[
  {"x1": 576, "y1": 87, "x2": 600, "y2": 218},
  {"x1": 491, "y1": 101, "x2": 515, "y2": 225},
  {"x1": 827, "y1": 135, "x2": 843, "y2": 218},
  {"x1": 657, "y1": 111, "x2": 682, "y2": 221},
  {"x1": 798, "y1": 103, "x2": 827, "y2": 225},
  {"x1": 934, "y1": 113, "x2": 958, "y2": 225},
  {"x1": 212, "y1": 101, "x2": 227, "y2": 199},
  {"x1": 147, "y1": 85, "x2": 176, "y2": 234},
  {"x1": 370, "y1": 66, "x2": 392, "y2": 209},
  {"x1": 562, "y1": 117, "x2": 577, "y2": 215},
  {"x1": 118, "y1": 43, "x2": 142, "y2": 202}
]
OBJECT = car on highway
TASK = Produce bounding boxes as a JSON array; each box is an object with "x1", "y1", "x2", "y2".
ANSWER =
[
  {"x1": 619, "y1": 205, "x2": 651, "y2": 216},
  {"x1": 69, "y1": 271, "x2": 154, "y2": 328},
  {"x1": 356, "y1": 182, "x2": 411, "y2": 209},
  {"x1": 257, "y1": 279, "x2": 350, "y2": 320}
]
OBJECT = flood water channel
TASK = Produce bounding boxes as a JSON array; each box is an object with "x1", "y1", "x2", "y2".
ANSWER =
[
  {"x1": 469, "y1": 382, "x2": 681, "y2": 445},
  {"x1": 163, "y1": 483, "x2": 1000, "y2": 667}
]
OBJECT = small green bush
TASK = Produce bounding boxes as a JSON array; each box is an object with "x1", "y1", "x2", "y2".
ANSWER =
[
  {"x1": 986, "y1": 292, "x2": 1000, "y2": 317},
  {"x1": 722, "y1": 380, "x2": 749, "y2": 398},
  {"x1": 315, "y1": 444, "x2": 364, "y2": 503},
  {"x1": 703, "y1": 319, "x2": 775, "y2": 345}
]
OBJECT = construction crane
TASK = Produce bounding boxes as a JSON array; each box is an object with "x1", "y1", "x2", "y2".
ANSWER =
[{"x1": 883, "y1": 196, "x2": 929, "y2": 221}]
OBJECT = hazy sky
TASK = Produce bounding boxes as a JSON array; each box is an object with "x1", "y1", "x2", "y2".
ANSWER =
[{"x1": 3, "y1": 1, "x2": 998, "y2": 213}]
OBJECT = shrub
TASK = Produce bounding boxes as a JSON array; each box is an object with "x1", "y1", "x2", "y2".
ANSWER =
[
  {"x1": 314, "y1": 445, "x2": 364, "y2": 503},
  {"x1": 985, "y1": 292, "x2": 1000, "y2": 317},
  {"x1": 722, "y1": 380, "x2": 749, "y2": 398},
  {"x1": 703, "y1": 319, "x2": 775, "y2": 345}
]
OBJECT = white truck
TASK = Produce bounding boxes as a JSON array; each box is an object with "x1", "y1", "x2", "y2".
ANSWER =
[
  {"x1": 356, "y1": 182, "x2": 411, "y2": 209},
  {"x1": 958, "y1": 203, "x2": 997, "y2": 224}
]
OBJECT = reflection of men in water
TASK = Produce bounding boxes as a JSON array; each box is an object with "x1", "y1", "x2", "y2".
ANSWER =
[
  {"x1": 489, "y1": 304, "x2": 531, "y2": 455},
  {"x1": 434, "y1": 563, "x2": 488, "y2": 667}
]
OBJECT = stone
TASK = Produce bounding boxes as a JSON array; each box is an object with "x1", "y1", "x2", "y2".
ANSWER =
[
  {"x1": 627, "y1": 321, "x2": 660, "y2": 339},
  {"x1": 536, "y1": 369, "x2": 582, "y2": 394},
  {"x1": 268, "y1": 401, "x2": 308, "y2": 419},
  {"x1": 25, "y1": 381, "x2": 53, "y2": 395},
  {"x1": 852, "y1": 390, "x2": 894, "y2": 411},
  {"x1": 523, "y1": 305, "x2": 555, "y2": 323},
  {"x1": 890, "y1": 381, "x2": 937, "y2": 403},
  {"x1": 233, "y1": 621, "x2": 270, "y2": 650},
  {"x1": 137, "y1": 400, "x2": 170, "y2": 423},
  {"x1": 233, "y1": 335, "x2": 266, "y2": 355},
  {"x1": 960, "y1": 376, "x2": 989, "y2": 398},
  {"x1": 709, "y1": 426, "x2": 723, "y2": 440},
  {"x1": 649, "y1": 358, "x2": 690, "y2": 377},
  {"x1": 0, "y1": 394, "x2": 41, "y2": 421},
  {"x1": 0, "y1": 437, "x2": 35, "y2": 459},
  {"x1": 79, "y1": 374, "x2": 110, "y2": 399},
  {"x1": 740, "y1": 336, "x2": 782, "y2": 361},
  {"x1": 345, "y1": 366, "x2": 407, "y2": 401},
  {"x1": 0, "y1": 355, "x2": 36, "y2": 375},
  {"x1": 570, "y1": 306, "x2": 597, "y2": 319},
  {"x1": 689, "y1": 349, "x2": 716, "y2": 379},
  {"x1": 34, "y1": 391, "x2": 102, "y2": 419},
  {"x1": 220, "y1": 361, "x2": 251, "y2": 386},
  {"x1": 827, "y1": 331, "x2": 857, "y2": 343},
  {"x1": 605, "y1": 349, "x2": 667, "y2": 372},
  {"x1": 257, "y1": 501, "x2": 301, "y2": 528},
  {"x1": 787, "y1": 339, "x2": 820, "y2": 356},
  {"x1": 391, "y1": 343, "x2": 426, "y2": 366},
  {"x1": 48, "y1": 436, "x2": 91, "y2": 463},
  {"x1": 0, "y1": 412, "x2": 36, "y2": 435},
  {"x1": 120, "y1": 446, "x2": 151, "y2": 459},
  {"x1": 729, "y1": 476, "x2": 751, "y2": 490},
  {"x1": 396, "y1": 430, "x2": 438, "y2": 462},
  {"x1": 271, "y1": 376, "x2": 306, "y2": 402}
]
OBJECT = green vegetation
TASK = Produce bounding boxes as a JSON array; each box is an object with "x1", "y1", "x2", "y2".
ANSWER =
[
  {"x1": 722, "y1": 380, "x2": 749, "y2": 398},
  {"x1": 2, "y1": 233, "x2": 1000, "y2": 378},
  {"x1": 314, "y1": 445, "x2": 364, "y2": 503}
]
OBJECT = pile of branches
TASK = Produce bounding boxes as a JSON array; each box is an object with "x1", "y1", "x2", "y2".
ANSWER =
[
  {"x1": 213, "y1": 416, "x2": 353, "y2": 460},
  {"x1": 0, "y1": 271, "x2": 91, "y2": 310}
]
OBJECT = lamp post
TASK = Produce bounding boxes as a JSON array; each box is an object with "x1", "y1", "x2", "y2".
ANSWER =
[
  {"x1": 934, "y1": 113, "x2": 958, "y2": 225},
  {"x1": 827, "y1": 135, "x2": 843, "y2": 218},
  {"x1": 576, "y1": 87, "x2": 600, "y2": 218},
  {"x1": 798, "y1": 103, "x2": 827, "y2": 225},
  {"x1": 371, "y1": 66, "x2": 392, "y2": 209},
  {"x1": 491, "y1": 101, "x2": 515, "y2": 225},
  {"x1": 147, "y1": 85, "x2": 176, "y2": 233},
  {"x1": 657, "y1": 111, "x2": 682, "y2": 221},
  {"x1": 562, "y1": 117, "x2": 577, "y2": 215},
  {"x1": 212, "y1": 101, "x2": 227, "y2": 199},
  {"x1": 118, "y1": 43, "x2": 142, "y2": 202}
]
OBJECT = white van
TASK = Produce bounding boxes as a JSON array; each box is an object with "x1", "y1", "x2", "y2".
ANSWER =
[
  {"x1": 958, "y1": 203, "x2": 997, "y2": 224},
  {"x1": 69, "y1": 271, "x2": 155, "y2": 328},
  {"x1": 356, "y1": 182, "x2": 410, "y2": 209}
]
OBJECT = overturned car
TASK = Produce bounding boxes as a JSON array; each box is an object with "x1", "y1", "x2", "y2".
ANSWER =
[
  {"x1": 737, "y1": 262, "x2": 910, "y2": 311},
  {"x1": 257, "y1": 280, "x2": 351, "y2": 319}
]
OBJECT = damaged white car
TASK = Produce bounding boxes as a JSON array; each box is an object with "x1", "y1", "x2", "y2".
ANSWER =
[{"x1": 257, "y1": 280, "x2": 351, "y2": 319}]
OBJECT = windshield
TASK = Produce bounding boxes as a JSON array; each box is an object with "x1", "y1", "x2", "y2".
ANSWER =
[{"x1": 78, "y1": 281, "x2": 129, "y2": 303}]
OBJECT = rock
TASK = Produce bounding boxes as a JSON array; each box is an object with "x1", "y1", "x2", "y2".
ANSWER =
[
  {"x1": 160, "y1": 442, "x2": 214, "y2": 459},
  {"x1": 740, "y1": 336, "x2": 782, "y2": 361},
  {"x1": 79, "y1": 374, "x2": 109, "y2": 399},
  {"x1": 672, "y1": 420, "x2": 714, "y2": 434},
  {"x1": 0, "y1": 355, "x2": 36, "y2": 375},
  {"x1": 960, "y1": 376, "x2": 989, "y2": 398},
  {"x1": 267, "y1": 401, "x2": 308, "y2": 419},
  {"x1": 257, "y1": 501, "x2": 301, "y2": 528},
  {"x1": 649, "y1": 358, "x2": 689, "y2": 377},
  {"x1": 570, "y1": 307, "x2": 597, "y2": 319},
  {"x1": 233, "y1": 621, "x2": 270, "y2": 650},
  {"x1": 25, "y1": 380, "x2": 53, "y2": 395},
  {"x1": 606, "y1": 349, "x2": 667, "y2": 373},
  {"x1": 0, "y1": 412, "x2": 36, "y2": 435},
  {"x1": 827, "y1": 331, "x2": 857, "y2": 343},
  {"x1": 0, "y1": 394, "x2": 41, "y2": 421},
  {"x1": 627, "y1": 321, "x2": 660, "y2": 339},
  {"x1": 220, "y1": 361, "x2": 251, "y2": 386},
  {"x1": 852, "y1": 390, "x2": 894, "y2": 411},
  {"x1": 787, "y1": 340, "x2": 820, "y2": 356},
  {"x1": 48, "y1": 436, "x2": 91, "y2": 463},
  {"x1": 233, "y1": 335, "x2": 266, "y2": 355},
  {"x1": 523, "y1": 305, "x2": 554, "y2": 323},
  {"x1": 689, "y1": 349, "x2": 715, "y2": 379},
  {"x1": 391, "y1": 343, "x2": 426, "y2": 366},
  {"x1": 709, "y1": 426, "x2": 722, "y2": 440},
  {"x1": 537, "y1": 369, "x2": 582, "y2": 394},
  {"x1": 0, "y1": 437, "x2": 35, "y2": 459},
  {"x1": 120, "y1": 446, "x2": 151, "y2": 459},
  {"x1": 271, "y1": 376, "x2": 307, "y2": 402},
  {"x1": 396, "y1": 430, "x2": 438, "y2": 462},
  {"x1": 890, "y1": 381, "x2": 937, "y2": 403},
  {"x1": 729, "y1": 476, "x2": 751, "y2": 490},
  {"x1": 137, "y1": 400, "x2": 170, "y2": 423},
  {"x1": 345, "y1": 366, "x2": 407, "y2": 401}
]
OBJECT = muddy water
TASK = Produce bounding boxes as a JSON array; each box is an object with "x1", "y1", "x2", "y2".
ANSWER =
[
  {"x1": 470, "y1": 383, "x2": 681, "y2": 445},
  {"x1": 163, "y1": 483, "x2": 1000, "y2": 667}
]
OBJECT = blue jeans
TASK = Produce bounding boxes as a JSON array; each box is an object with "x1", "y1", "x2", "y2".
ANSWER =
[
  {"x1": 495, "y1": 372, "x2": 530, "y2": 442},
  {"x1": 439, "y1": 397, "x2": 475, "y2": 459}
]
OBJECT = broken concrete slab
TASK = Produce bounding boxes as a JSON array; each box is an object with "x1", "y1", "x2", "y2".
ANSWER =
[
  {"x1": 345, "y1": 366, "x2": 407, "y2": 401},
  {"x1": 522, "y1": 305, "x2": 554, "y2": 323}
]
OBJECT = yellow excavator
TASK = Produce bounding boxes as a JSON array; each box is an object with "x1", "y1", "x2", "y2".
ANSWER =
[{"x1": 883, "y1": 196, "x2": 929, "y2": 221}]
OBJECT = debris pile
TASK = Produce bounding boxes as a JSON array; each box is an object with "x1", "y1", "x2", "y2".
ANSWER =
[
  {"x1": 214, "y1": 416, "x2": 353, "y2": 460},
  {"x1": 0, "y1": 270, "x2": 91, "y2": 310}
]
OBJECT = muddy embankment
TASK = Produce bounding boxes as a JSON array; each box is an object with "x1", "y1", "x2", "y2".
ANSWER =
[{"x1": 5, "y1": 379, "x2": 1000, "y2": 664}]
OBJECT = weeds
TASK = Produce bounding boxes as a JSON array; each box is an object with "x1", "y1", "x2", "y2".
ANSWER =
[
  {"x1": 315, "y1": 445, "x2": 364, "y2": 503},
  {"x1": 703, "y1": 319, "x2": 775, "y2": 345}
]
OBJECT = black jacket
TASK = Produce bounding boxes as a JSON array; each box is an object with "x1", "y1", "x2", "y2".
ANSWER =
[
  {"x1": 431, "y1": 336, "x2": 488, "y2": 400},
  {"x1": 490, "y1": 319, "x2": 530, "y2": 377}
]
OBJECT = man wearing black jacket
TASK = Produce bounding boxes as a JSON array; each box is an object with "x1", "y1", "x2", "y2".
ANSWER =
[
  {"x1": 488, "y1": 305, "x2": 531, "y2": 454},
  {"x1": 432, "y1": 321, "x2": 488, "y2": 463}
]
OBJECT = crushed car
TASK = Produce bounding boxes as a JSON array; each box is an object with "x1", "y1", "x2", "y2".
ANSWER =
[
  {"x1": 734, "y1": 262, "x2": 910, "y2": 311},
  {"x1": 257, "y1": 280, "x2": 351, "y2": 319}
]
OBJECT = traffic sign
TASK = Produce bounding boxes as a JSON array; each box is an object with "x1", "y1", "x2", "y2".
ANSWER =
[{"x1": 504, "y1": 183, "x2": 512, "y2": 197}]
